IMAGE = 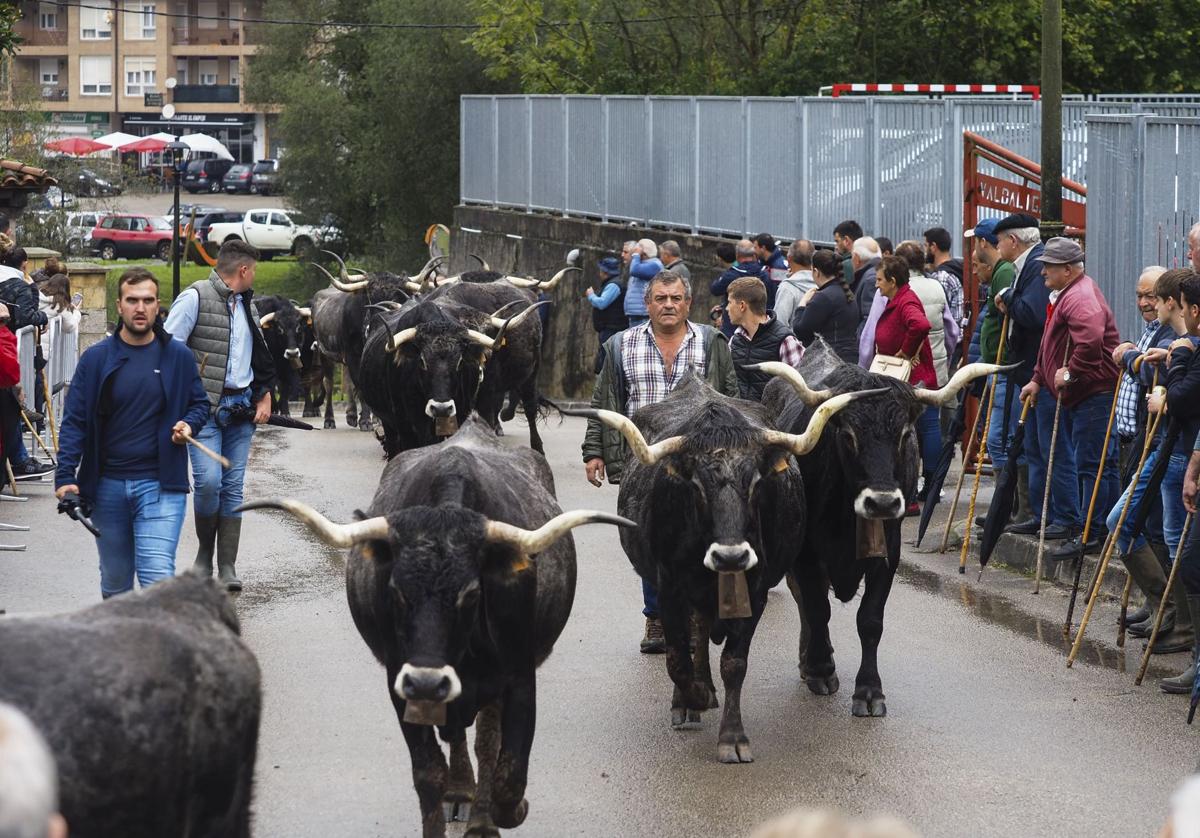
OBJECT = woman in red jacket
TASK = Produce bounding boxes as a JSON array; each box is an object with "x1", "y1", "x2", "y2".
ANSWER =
[
  {"x1": 874, "y1": 255, "x2": 941, "y2": 510},
  {"x1": 0, "y1": 302, "x2": 20, "y2": 464}
]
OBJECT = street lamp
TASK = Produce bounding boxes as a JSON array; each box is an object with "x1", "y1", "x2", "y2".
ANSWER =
[{"x1": 167, "y1": 140, "x2": 190, "y2": 300}]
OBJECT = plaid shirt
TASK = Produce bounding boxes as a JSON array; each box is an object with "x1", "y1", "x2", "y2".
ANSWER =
[
  {"x1": 622, "y1": 321, "x2": 707, "y2": 417},
  {"x1": 732, "y1": 326, "x2": 805, "y2": 369},
  {"x1": 1115, "y1": 319, "x2": 1161, "y2": 438},
  {"x1": 931, "y1": 268, "x2": 965, "y2": 326}
]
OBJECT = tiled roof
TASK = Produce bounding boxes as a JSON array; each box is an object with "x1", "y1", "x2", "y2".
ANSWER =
[{"x1": 0, "y1": 160, "x2": 57, "y2": 190}]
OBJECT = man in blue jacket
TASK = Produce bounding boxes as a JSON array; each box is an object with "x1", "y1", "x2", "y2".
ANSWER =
[{"x1": 55, "y1": 268, "x2": 210, "y2": 598}]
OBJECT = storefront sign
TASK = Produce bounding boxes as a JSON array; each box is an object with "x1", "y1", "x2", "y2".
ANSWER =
[{"x1": 144, "y1": 92, "x2": 164, "y2": 107}]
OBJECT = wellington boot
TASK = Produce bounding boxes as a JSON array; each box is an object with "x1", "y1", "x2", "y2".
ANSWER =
[
  {"x1": 1161, "y1": 592, "x2": 1200, "y2": 693},
  {"x1": 216, "y1": 516, "x2": 243, "y2": 592},
  {"x1": 1170, "y1": 576, "x2": 1195, "y2": 646},
  {"x1": 1149, "y1": 541, "x2": 1172, "y2": 575},
  {"x1": 1015, "y1": 464, "x2": 1032, "y2": 522},
  {"x1": 1121, "y1": 543, "x2": 1169, "y2": 622},
  {"x1": 192, "y1": 515, "x2": 219, "y2": 577}
]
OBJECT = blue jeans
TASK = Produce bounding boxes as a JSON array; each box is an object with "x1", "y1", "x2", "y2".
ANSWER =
[
  {"x1": 1028, "y1": 390, "x2": 1119, "y2": 533},
  {"x1": 1107, "y1": 450, "x2": 1188, "y2": 555},
  {"x1": 92, "y1": 477, "x2": 187, "y2": 598},
  {"x1": 916, "y1": 405, "x2": 941, "y2": 480},
  {"x1": 4, "y1": 418, "x2": 28, "y2": 467},
  {"x1": 642, "y1": 578, "x2": 658, "y2": 619},
  {"x1": 191, "y1": 391, "x2": 256, "y2": 517},
  {"x1": 1026, "y1": 391, "x2": 1079, "y2": 528},
  {"x1": 986, "y1": 377, "x2": 1023, "y2": 472}
]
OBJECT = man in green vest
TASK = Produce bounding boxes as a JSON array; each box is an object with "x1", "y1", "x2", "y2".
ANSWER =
[{"x1": 164, "y1": 240, "x2": 277, "y2": 591}]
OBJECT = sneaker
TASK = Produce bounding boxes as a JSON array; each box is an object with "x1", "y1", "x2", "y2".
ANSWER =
[
  {"x1": 640, "y1": 616, "x2": 666, "y2": 654},
  {"x1": 12, "y1": 459, "x2": 53, "y2": 480}
]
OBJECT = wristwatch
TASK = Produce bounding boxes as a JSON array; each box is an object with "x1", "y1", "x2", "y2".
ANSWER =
[{"x1": 1062, "y1": 369, "x2": 1072, "y2": 384}]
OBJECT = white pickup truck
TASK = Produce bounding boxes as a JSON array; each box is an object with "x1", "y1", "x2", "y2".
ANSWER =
[{"x1": 204, "y1": 207, "x2": 325, "y2": 259}]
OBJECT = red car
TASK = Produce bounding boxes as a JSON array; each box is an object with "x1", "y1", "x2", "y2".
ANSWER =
[{"x1": 88, "y1": 213, "x2": 175, "y2": 261}]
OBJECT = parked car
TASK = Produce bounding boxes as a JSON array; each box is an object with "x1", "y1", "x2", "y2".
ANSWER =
[
  {"x1": 66, "y1": 211, "x2": 101, "y2": 256},
  {"x1": 250, "y1": 159, "x2": 279, "y2": 195},
  {"x1": 88, "y1": 213, "x2": 176, "y2": 261},
  {"x1": 25, "y1": 186, "x2": 76, "y2": 211},
  {"x1": 194, "y1": 210, "x2": 246, "y2": 243},
  {"x1": 204, "y1": 207, "x2": 325, "y2": 259},
  {"x1": 222, "y1": 164, "x2": 254, "y2": 194},
  {"x1": 167, "y1": 203, "x2": 228, "y2": 225},
  {"x1": 182, "y1": 158, "x2": 235, "y2": 194},
  {"x1": 57, "y1": 166, "x2": 122, "y2": 197}
]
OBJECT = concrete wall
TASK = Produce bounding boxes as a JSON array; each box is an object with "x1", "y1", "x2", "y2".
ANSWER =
[{"x1": 452, "y1": 205, "x2": 737, "y2": 401}]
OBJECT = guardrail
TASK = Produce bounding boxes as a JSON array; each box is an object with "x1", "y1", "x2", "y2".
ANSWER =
[{"x1": 15, "y1": 315, "x2": 79, "y2": 460}]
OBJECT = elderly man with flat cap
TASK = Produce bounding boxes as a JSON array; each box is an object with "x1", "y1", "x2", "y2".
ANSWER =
[{"x1": 1017, "y1": 237, "x2": 1121, "y2": 558}]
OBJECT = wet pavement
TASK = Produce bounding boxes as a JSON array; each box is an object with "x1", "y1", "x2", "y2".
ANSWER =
[{"x1": 2, "y1": 412, "x2": 1196, "y2": 838}]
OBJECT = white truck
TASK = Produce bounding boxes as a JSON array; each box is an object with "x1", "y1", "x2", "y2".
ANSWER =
[{"x1": 203, "y1": 207, "x2": 325, "y2": 259}]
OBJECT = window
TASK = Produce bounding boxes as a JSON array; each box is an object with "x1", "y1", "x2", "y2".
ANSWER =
[
  {"x1": 80, "y1": 1, "x2": 113, "y2": 39},
  {"x1": 197, "y1": 0, "x2": 218, "y2": 29},
  {"x1": 79, "y1": 56, "x2": 113, "y2": 95},
  {"x1": 39, "y1": 58, "x2": 59, "y2": 85},
  {"x1": 124, "y1": 56, "x2": 156, "y2": 96},
  {"x1": 198, "y1": 59, "x2": 217, "y2": 86},
  {"x1": 175, "y1": 58, "x2": 188, "y2": 84},
  {"x1": 129, "y1": 217, "x2": 148, "y2": 232},
  {"x1": 228, "y1": 58, "x2": 239, "y2": 86},
  {"x1": 38, "y1": 3, "x2": 59, "y2": 29},
  {"x1": 248, "y1": 211, "x2": 268, "y2": 224},
  {"x1": 271, "y1": 212, "x2": 291, "y2": 226},
  {"x1": 123, "y1": 2, "x2": 156, "y2": 39}
]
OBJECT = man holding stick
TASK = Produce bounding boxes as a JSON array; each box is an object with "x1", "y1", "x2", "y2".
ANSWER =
[
  {"x1": 1017, "y1": 238, "x2": 1121, "y2": 557},
  {"x1": 54, "y1": 267, "x2": 210, "y2": 598},
  {"x1": 165, "y1": 240, "x2": 276, "y2": 591}
]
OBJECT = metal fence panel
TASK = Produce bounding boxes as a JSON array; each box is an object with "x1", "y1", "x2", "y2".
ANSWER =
[
  {"x1": 530, "y1": 97, "x2": 566, "y2": 212},
  {"x1": 460, "y1": 97, "x2": 495, "y2": 204},
  {"x1": 745, "y1": 98, "x2": 800, "y2": 237},
  {"x1": 495, "y1": 98, "x2": 529, "y2": 208},
  {"x1": 696, "y1": 98, "x2": 745, "y2": 235},
  {"x1": 1143, "y1": 118, "x2": 1200, "y2": 274},
  {"x1": 649, "y1": 97, "x2": 695, "y2": 228},
  {"x1": 565, "y1": 97, "x2": 605, "y2": 217},
  {"x1": 805, "y1": 97, "x2": 869, "y2": 241},
  {"x1": 605, "y1": 97, "x2": 650, "y2": 223},
  {"x1": 876, "y1": 100, "x2": 945, "y2": 241},
  {"x1": 1086, "y1": 115, "x2": 1143, "y2": 340}
]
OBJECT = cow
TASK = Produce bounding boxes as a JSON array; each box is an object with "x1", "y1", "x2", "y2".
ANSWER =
[
  {"x1": 255, "y1": 295, "x2": 311, "y2": 417},
  {"x1": 0, "y1": 575, "x2": 261, "y2": 838},
  {"x1": 239, "y1": 414, "x2": 632, "y2": 837},
  {"x1": 754, "y1": 340, "x2": 1009, "y2": 718},
  {"x1": 309, "y1": 254, "x2": 439, "y2": 431},
  {"x1": 357, "y1": 297, "x2": 547, "y2": 457},
  {"x1": 565, "y1": 372, "x2": 879, "y2": 763},
  {"x1": 297, "y1": 299, "x2": 336, "y2": 428}
]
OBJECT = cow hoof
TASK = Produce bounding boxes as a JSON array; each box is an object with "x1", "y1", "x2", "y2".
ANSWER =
[
  {"x1": 464, "y1": 821, "x2": 500, "y2": 838},
  {"x1": 670, "y1": 707, "x2": 703, "y2": 729},
  {"x1": 716, "y1": 739, "x2": 754, "y2": 764},
  {"x1": 493, "y1": 798, "x2": 528, "y2": 829},
  {"x1": 444, "y1": 800, "x2": 472, "y2": 822},
  {"x1": 324, "y1": 418, "x2": 336, "y2": 429},
  {"x1": 804, "y1": 673, "x2": 839, "y2": 696},
  {"x1": 302, "y1": 408, "x2": 317, "y2": 418},
  {"x1": 851, "y1": 687, "x2": 887, "y2": 717},
  {"x1": 687, "y1": 708, "x2": 703, "y2": 724},
  {"x1": 358, "y1": 420, "x2": 374, "y2": 432},
  {"x1": 345, "y1": 414, "x2": 358, "y2": 427}
]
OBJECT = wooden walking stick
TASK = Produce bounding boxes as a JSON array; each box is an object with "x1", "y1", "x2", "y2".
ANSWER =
[
  {"x1": 1034, "y1": 342, "x2": 1072, "y2": 594},
  {"x1": 1062, "y1": 369, "x2": 1123, "y2": 636},
  {"x1": 1116, "y1": 575, "x2": 1134, "y2": 648},
  {"x1": 19, "y1": 411, "x2": 56, "y2": 466},
  {"x1": 40, "y1": 371, "x2": 59, "y2": 453},
  {"x1": 956, "y1": 318, "x2": 1010, "y2": 569},
  {"x1": 1067, "y1": 399, "x2": 1166, "y2": 667},
  {"x1": 1135, "y1": 511, "x2": 1195, "y2": 685},
  {"x1": 185, "y1": 436, "x2": 231, "y2": 469}
]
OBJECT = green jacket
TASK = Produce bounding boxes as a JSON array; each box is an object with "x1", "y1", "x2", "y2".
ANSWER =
[
  {"x1": 980, "y1": 258, "x2": 1015, "y2": 363},
  {"x1": 581, "y1": 323, "x2": 736, "y2": 483}
]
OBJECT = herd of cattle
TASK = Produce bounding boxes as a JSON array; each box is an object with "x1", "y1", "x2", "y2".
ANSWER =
[{"x1": 0, "y1": 251, "x2": 1005, "y2": 837}]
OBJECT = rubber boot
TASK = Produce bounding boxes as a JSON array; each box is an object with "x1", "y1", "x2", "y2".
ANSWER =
[
  {"x1": 216, "y1": 516, "x2": 243, "y2": 592},
  {"x1": 1161, "y1": 593, "x2": 1200, "y2": 694},
  {"x1": 1122, "y1": 543, "x2": 1173, "y2": 638},
  {"x1": 1014, "y1": 464, "x2": 1032, "y2": 522},
  {"x1": 1151, "y1": 575, "x2": 1195, "y2": 655},
  {"x1": 192, "y1": 514, "x2": 219, "y2": 577}
]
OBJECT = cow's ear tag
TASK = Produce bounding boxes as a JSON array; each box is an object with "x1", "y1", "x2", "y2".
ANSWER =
[
  {"x1": 664, "y1": 462, "x2": 680, "y2": 478},
  {"x1": 772, "y1": 455, "x2": 789, "y2": 474},
  {"x1": 718, "y1": 571, "x2": 752, "y2": 619}
]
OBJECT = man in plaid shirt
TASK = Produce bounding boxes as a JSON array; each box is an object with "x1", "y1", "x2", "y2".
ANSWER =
[
  {"x1": 582, "y1": 269, "x2": 737, "y2": 652},
  {"x1": 1112, "y1": 267, "x2": 1167, "y2": 467}
]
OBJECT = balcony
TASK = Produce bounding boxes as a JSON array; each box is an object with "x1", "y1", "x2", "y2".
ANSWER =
[
  {"x1": 172, "y1": 27, "x2": 240, "y2": 46},
  {"x1": 173, "y1": 84, "x2": 240, "y2": 104},
  {"x1": 18, "y1": 28, "x2": 68, "y2": 47},
  {"x1": 41, "y1": 86, "x2": 69, "y2": 101}
]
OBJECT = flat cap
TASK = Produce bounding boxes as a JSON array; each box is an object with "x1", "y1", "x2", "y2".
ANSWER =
[
  {"x1": 992, "y1": 212, "x2": 1040, "y2": 234},
  {"x1": 964, "y1": 217, "x2": 1000, "y2": 245},
  {"x1": 1040, "y1": 237, "x2": 1085, "y2": 265}
]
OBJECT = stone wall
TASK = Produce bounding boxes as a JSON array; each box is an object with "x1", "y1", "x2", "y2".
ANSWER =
[
  {"x1": 451, "y1": 206, "x2": 736, "y2": 401},
  {"x1": 64, "y1": 262, "x2": 108, "y2": 352}
]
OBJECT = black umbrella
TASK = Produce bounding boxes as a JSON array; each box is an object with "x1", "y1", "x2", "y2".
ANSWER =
[
  {"x1": 978, "y1": 395, "x2": 1033, "y2": 571},
  {"x1": 915, "y1": 389, "x2": 969, "y2": 547}
]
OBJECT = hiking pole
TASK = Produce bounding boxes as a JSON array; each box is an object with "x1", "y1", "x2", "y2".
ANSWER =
[
  {"x1": 957, "y1": 318, "x2": 1010, "y2": 571},
  {"x1": 1135, "y1": 511, "x2": 1195, "y2": 685},
  {"x1": 1068, "y1": 399, "x2": 1165, "y2": 667},
  {"x1": 1034, "y1": 342, "x2": 1072, "y2": 594},
  {"x1": 1063, "y1": 368, "x2": 1124, "y2": 636}
]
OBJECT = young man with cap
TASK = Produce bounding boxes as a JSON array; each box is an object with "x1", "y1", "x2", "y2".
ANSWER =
[
  {"x1": 1017, "y1": 238, "x2": 1120, "y2": 556},
  {"x1": 585, "y1": 253, "x2": 629, "y2": 373}
]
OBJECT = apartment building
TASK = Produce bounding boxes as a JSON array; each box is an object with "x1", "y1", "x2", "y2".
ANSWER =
[{"x1": 7, "y1": 1, "x2": 279, "y2": 162}]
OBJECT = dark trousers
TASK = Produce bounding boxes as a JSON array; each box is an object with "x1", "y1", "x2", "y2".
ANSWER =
[{"x1": 1028, "y1": 389, "x2": 1119, "y2": 534}]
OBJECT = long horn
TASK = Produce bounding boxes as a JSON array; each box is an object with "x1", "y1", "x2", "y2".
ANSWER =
[
  {"x1": 323, "y1": 249, "x2": 368, "y2": 283},
  {"x1": 466, "y1": 329, "x2": 496, "y2": 350},
  {"x1": 403, "y1": 280, "x2": 424, "y2": 294},
  {"x1": 469, "y1": 253, "x2": 490, "y2": 271},
  {"x1": 296, "y1": 307, "x2": 312, "y2": 317},
  {"x1": 366, "y1": 301, "x2": 404, "y2": 313},
  {"x1": 236, "y1": 499, "x2": 389, "y2": 548},
  {"x1": 558, "y1": 407, "x2": 684, "y2": 465},
  {"x1": 490, "y1": 299, "x2": 550, "y2": 331},
  {"x1": 911, "y1": 362, "x2": 1021, "y2": 406},
  {"x1": 416, "y1": 256, "x2": 446, "y2": 292},
  {"x1": 485, "y1": 510, "x2": 636, "y2": 555},
  {"x1": 759, "y1": 389, "x2": 889, "y2": 456},
  {"x1": 536, "y1": 265, "x2": 583, "y2": 291},
  {"x1": 743, "y1": 361, "x2": 833, "y2": 407},
  {"x1": 502, "y1": 275, "x2": 542, "y2": 288},
  {"x1": 386, "y1": 327, "x2": 419, "y2": 352},
  {"x1": 313, "y1": 262, "x2": 367, "y2": 293},
  {"x1": 259, "y1": 311, "x2": 276, "y2": 327},
  {"x1": 488, "y1": 300, "x2": 524, "y2": 320}
]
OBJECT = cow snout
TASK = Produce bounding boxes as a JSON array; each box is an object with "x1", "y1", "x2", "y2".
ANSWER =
[
  {"x1": 284, "y1": 347, "x2": 303, "y2": 369},
  {"x1": 854, "y1": 488, "x2": 905, "y2": 519},
  {"x1": 425, "y1": 399, "x2": 457, "y2": 419},
  {"x1": 703, "y1": 541, "x2": 758, "y2": 572},
  {"x1": 395, "y1": 663, "x2": 462, "y2": 703}
]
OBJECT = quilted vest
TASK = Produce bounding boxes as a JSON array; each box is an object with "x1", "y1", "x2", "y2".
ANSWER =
[{"x1": 185, "y1": 271, "x2": 258, "y2": 406}]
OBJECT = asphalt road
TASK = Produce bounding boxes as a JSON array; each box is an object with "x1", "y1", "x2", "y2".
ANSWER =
[{"x1": 2, "y1": 411, "x2": 1196, "y2": 837}]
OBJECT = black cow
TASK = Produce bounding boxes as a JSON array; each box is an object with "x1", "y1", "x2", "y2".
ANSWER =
[
  {"x1": 239, "y1": 415, "x2": 632, "y2": 837},
  {"x1": 757, "y1": 340, "x2": 1006, "y2": 717},
  {"x1": 569, "y1": 372, "x2": 876, "y2": 763},
  {"x1": 255, "y1": 295, "x2": 310, "y2": 417},
  {"x1": 0, "y1": 575, "x2": 261, "y2": 838},
  {"x1": 297, "y1": 301, "x2": 336, "y2": 428},
  {"x1": 357, "y1": 297, "x2": 545, "y2": 457}
]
